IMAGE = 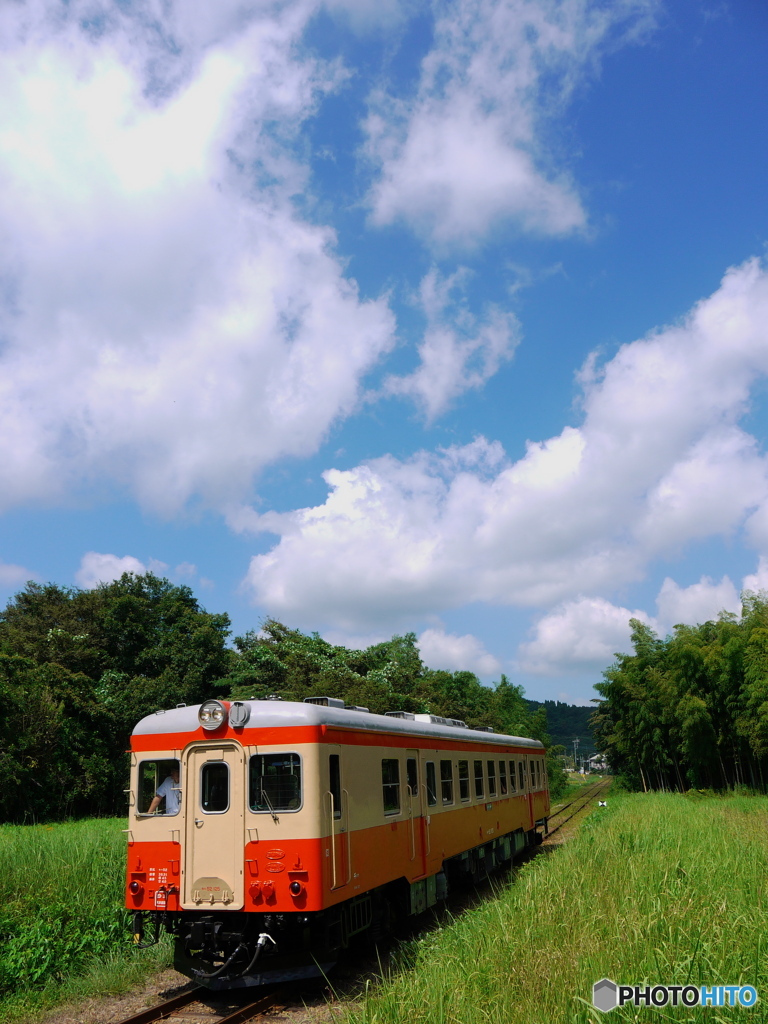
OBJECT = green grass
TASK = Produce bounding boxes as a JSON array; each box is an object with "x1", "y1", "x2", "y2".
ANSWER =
[
  {"x1": 348, "y1": 792, "x2": 768, "y2": 1024},
  {"x1": 0, "y1": 818, "x2": 171, "y2": 1021},
  {"x1": 552, "y1": 773, "x2": 602, "y2": 807}
]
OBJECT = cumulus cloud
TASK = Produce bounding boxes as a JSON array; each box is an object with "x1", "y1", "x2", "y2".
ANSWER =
[
  {"x1": 0, "y1": 560, "x2": 35, "y2": 588},
  {"x1": 383, "y1": 268, "x2": 520, "y2": 420},
  {"x1": 655, "y1": 575, "x2": 740, "y2": 630},
  {"x1": 519, "y1": 571, "x2": 753, "y2": 679},
  {"x1": 417, "y1": 626, "x2": 501, "y2": 677},
  {"x1": 0, "y1": 0, "x2": 395, "y2": 515},
  {"x1": 76, "y1": 551, "x2": 169, "y2": 588},
  {"x1": 742, "y1": 556, "x2": 768, "y2": 595},
  {"x1": 365, "y1": 0, "x2": 656, "y2": 247},
  {"x1": 240, "y1": 259, "x2": 768, "y2": 631},
  {"x1": 517, "y1": 596, "x2": 654, "y2": 675}
]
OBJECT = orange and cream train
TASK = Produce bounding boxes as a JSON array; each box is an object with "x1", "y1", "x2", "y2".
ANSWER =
[{"x1": 126, "y1": 696, "x2": 549, "y2": 989}]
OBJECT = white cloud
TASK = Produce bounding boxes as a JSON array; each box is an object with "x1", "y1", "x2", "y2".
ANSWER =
[
  {"x1": 383, "y1": 267, "x2": 520, "y2": 420},
  {"x1": 241, "y1": 259, "x2": 768, "y2": 631},
  {"x1": 417, "y1": 626, "x2": 501, "y2": 677},
  {"x1": 517, "y1": 596, "x2": 654, "y2": 675},
  {"x1": 519, "y1": 570, "x2": 756, "y2": 679},
  {"x1": 75, "y1": 551, "x2": 169, "y2": 588},
  {"x1": 321, "y1": 629, "x2": 389, "y2": 651},
  {"x1": 173, "y1": 562, "x2": 198, "y2": 580},
  {"x1": 365, "y1": 0, "x2": 656, "y2": 247},
  {"x1": 655, "y1": 575, "x2": 740, "y2": 630},
  {"x1": 635, "y1": 429, "x2": 768, "y2": 552},
  {"x1": 0, "y1": 560, "x2": 35, "y2": 588},
  {"x1": 0, "y1": 0, "x2": 395, "y2": 515},
  {"x1": 742, "y1": 557, "x2": 768, "y2": 595}
]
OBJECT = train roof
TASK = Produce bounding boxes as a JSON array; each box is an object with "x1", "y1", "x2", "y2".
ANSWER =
[{"x1": 132, "y1": 699, "x2": 545, "y2": 750}]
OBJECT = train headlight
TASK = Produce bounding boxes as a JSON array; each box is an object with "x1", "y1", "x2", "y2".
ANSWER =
[{"x1": 198, "y1": 699, "x2": 227, "y2": 730}]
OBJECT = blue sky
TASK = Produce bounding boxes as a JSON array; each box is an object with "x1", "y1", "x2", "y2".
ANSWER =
[{"x1": 1, "y1": 0, "x2": 767, "y2": 704}]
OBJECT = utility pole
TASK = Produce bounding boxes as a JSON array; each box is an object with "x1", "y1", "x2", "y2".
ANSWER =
[{"x1": 572, "y1": 737, "x2": 580, "y2": 772}]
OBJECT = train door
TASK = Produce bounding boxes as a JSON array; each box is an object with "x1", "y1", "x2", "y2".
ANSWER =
[
  {"x1": 525, "y1": 754, "x2": 535, "y2": 828},
  {"x1": 406, "y1": 750, "x2": 427, "y2": 878},
  {"x1": 182, "y1": 743, "x2": 245, "y2": 910},
  {"x1": 327, "y1": 746, "x2": 350, "y2": 890}
]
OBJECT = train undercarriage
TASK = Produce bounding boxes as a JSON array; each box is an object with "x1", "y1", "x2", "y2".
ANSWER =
[{"x1": 130, "y1": 826, "x2": 544, "y2": 990}]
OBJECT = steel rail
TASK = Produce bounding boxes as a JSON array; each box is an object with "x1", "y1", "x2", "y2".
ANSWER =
[
  {"x1": 548, "y1": 778, "x2": 607, "y2": 821},
  {"x1": 214, "y1": 989, "x2": 286, "y2": 1024},
  {"x1": 546, "y1": 779, "x2": 610, "y2": 838},
  {"x1": 114, "y1": 987, "x2": 203, "y2": 1024},
  {"x1": 114, "y1": 985, "x2": 285, "y2": 1024}
]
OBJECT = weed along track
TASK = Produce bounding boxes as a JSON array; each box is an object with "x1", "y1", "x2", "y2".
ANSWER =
[
  {"x1": 544, "y1": 779, "x2": 609, "y2": 839},
  {"x1": 116, "y1": 986, "x2": 287, "y2": 1024}
]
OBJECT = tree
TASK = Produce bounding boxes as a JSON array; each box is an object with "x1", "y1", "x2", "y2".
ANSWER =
[
  {"x1": 592, "y1": 596, "x2": 768, "y2": 792},
  {"x1": 0, "y1": 574, "x2": 231, "y2": 821}
]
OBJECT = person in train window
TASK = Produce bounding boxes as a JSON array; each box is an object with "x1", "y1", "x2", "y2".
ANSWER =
[{"x1": 148, "y1": 767, "x2": 181, "y2": 815}]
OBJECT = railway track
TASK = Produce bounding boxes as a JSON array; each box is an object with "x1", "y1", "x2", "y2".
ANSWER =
[
  {"x1": 545, "y1": 778, "x2": 610, "y2": 838},
  {"x1": 117, "y1": 986, "x2": 286, "y2": 1024}
]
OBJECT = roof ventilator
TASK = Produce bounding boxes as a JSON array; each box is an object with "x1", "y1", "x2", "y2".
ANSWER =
[
  {"x1": 304, "y1": 696, "x2": 345, "y2": 708},
  {"x1": 473, "y1": 725, "x2": 495, "y2": 733},
  {"x1": 386, "y1": 712, "x2": 471, "y2": 728}
]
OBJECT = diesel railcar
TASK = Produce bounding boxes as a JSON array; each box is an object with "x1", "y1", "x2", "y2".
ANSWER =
[{"x1": 126, "y1": 697, "x2": 549, "y2": 988}]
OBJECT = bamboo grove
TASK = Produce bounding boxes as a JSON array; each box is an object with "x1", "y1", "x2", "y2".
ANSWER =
[{"x1": 592, "y1": 593, "x2": 768, "y2": 792}]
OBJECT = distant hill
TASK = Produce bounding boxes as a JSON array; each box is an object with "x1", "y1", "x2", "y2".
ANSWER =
[{"x1": 525, "y1": 699, "x2": 596, "y2": 757}]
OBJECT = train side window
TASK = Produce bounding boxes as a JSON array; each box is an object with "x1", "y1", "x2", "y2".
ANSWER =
[
  {"x1": 249, "y1": 753, "x2": 302, "y2": 813},
  {"x1": 440, "y1": 759, "x2": 454, "y2": 804},
  {"x1": 519, "y1": 761, "x2": 526, "y2": 791},
  {"x1": 499, "y1": 760, "x2": 507, "y2": 795},
  {"x1": 474, "y1": 760, "x2": 484, "y2": 799},
  {"x1": 382, "y1": 759, "x2": 401, "y2": 815},
  {"x1": 425, "y1": 762, "x2": 437, "y2": 806},
  {"x1": 329, "y1": 754, "x2": 342, "y2": 819},
  {"x1": 536, "y1": 760, "x2": 541, "y2": 789},
  {"x1": 137, "y1": 759, "x2": 180, "y2": 815},
  {"x1": 201, "y1": 761, "x2": 229, "y2": 813},
  {"x1": 406, "y1": 757, "x2": 418, "y2": 797},
  {"x1": 487, "y1": 760, "x2": 497, "y2": 797},
  {"x1": 458, "y1": 760, "x2": 470, "y2": 801},
  {"x1": 508, "y1": 760, "x2": 516, "y2": 793}
]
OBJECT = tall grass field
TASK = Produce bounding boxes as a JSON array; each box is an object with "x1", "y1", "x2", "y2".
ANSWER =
[
  {"x1": 0, "y1": 818, "x2": 170, "y2": 1021},
  {"x1": 3, "y1": 793, "x2": 768, "y2": 1022},
  {"x1": 348, "y1": 792, "x2": 768, "y2": 1024}
]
